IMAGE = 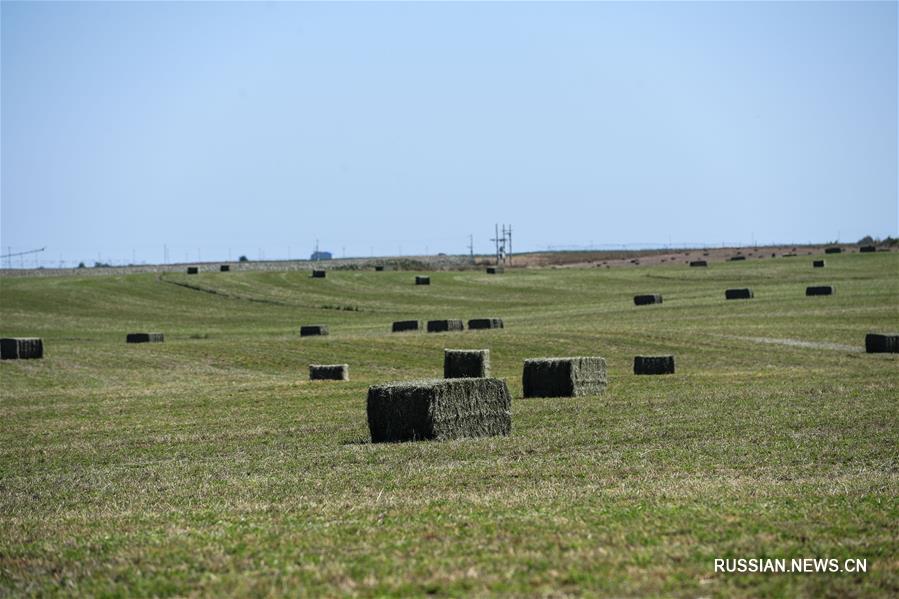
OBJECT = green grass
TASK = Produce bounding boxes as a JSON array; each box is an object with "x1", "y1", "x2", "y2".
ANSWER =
[{"x1": 1, "y1": 253, "x2": 897, "y2": 597}]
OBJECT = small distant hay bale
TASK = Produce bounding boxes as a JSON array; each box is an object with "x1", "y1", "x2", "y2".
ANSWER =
[
  {"x1": 486, "y1": 266, "x2": 504, "y2": 274},
  {"x1": 806, "y1": 285, "x2": 834, "y2": 296},
  {"x1": 468, "y1": 318, "x2": 504, "y2": 330},
  {"x1": 0, "y1": 338, "x2": 43, "y2": 359},
  {"x1": 825, "y1": 247, "x2": 842, "y2": 254},
  {"x1": 813, "y1": 260, "x2": 825, "y2": 268},
  {"x1": 444, "y1": 349, "x2": 490, "y2": 378},
  {"x1": 415, "y1": 276, "x2": 431, "y2": 285},
  {"x1": 374, "y1": 265, "x2": 385, "y2": 271},
  {"x1": 782, "y1": 253, "x2": 797, "y2": 258},
  {"x1": 392, "y1": 320, "x2": 420, "y2": 333},
  {"x1": 187, "y1": 267, "x2": 199, "y2": 274},
  {"x1": 729, "y1": 255, "x2": 746, "y2": 261},
  {"x1": 300, "y1": 324, "x2": 329, "y2": 336},
  {"x1": 309, "y1": 364, "x2": 348, "y2": 380},
  {"x1": 859, "y1": 245, "x2": 876, "y2": 253},
  {"x1": 634, "y1": 355, "x2": 675, "y2": 375},
  {"x1": 689, "y1": 260, "x2": 708, "y2": 267},
  {"x1": 522, "y1": 357, "x2": 608, "y2": 398},
  {"x1": 126, "y1": 333, "x2": 164, "y2": 343},
  {"x1": 367, "y1": 378, "x2": 511, "y2": 443},
  {"x1": 311, "y1": 269, "x2": 326, "y2": 278},
  {"x1": 865, "y1": 333, "x2": 899, "y2": 353},
  {"x1": 633, "y1": 294, "x2": 662, "y2": 306},
  {"x1": 427, "y1": 319, "x2": 464, "y2": 333},
  {"x1": 220, "y1": 265, "x2": 230, "y2": 272},
  {"x1": 725, "y1": 288, "x2": 754, "y2": 300}
]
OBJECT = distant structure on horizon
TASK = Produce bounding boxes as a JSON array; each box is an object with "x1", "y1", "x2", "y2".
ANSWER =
[{"x1": 311, "y1": 250, "x2": 332, "y2": 261}]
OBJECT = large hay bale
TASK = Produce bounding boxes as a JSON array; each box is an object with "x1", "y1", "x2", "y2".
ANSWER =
[
  {"x1": 311, "y1": 269, "x2": 326, "y2": 278},
  {"x1": 825, "y1": 247, "x2": 842, "y2": 254},
  {"x1": 187, "y1": 267, "x2": 199, "y2": 274},
  {"x1": 300, "y1": 324, "x2": 329, "y2": 336},
  {"x1": 367, "y1": 378, "x2": 511, "y2": 443},
  {"x1": 859, "y1": 245, "x2": 876, "y2": 253},
  {"x1": 806, "y1": 285, "x2": 834, "y2": 296},
  {"x1": 415, "y1": 276, "x2": 430, "y2": 285},
  {"x1": 813, "y1": 260, "x2": 825, "y2": 268},
  {"x1": 729, "y1": 255, "x2": 746, "y2": 261},
  {"x1": 689, "y1": 260, "x2": 708, "y2": 267},
  {"x1": 427, "y1": 319, "x2": 464, "y2": 333},
  {"x1": 633, "y1": 294, "x2": 662, "y2": 306},
  {"x1": 865, "y1": 333, "x2": 899, "y2": 353},
  {"x1": 468, "y1": 318, "x2": 504, "y2": 330},
  {"x1": 309, "y1": 364, "x2": 349, "y2": 380},
  {"x1": 0, "y1": 338, "x2": 43, "y2": 359},
  {"x1": 126, "y1": 333, "x2": 164, "y2": 343},
  {"x1": 444, "y1": 349, "x2": 490, "y2": 378},
  {"x1": 522, "y1": 357, "x2": 608, "y2": 398},
  {"x1": 374, "y1": 265, "x2": 385, "y2": 271},
  {"x1": 220, "y1": 265, "x2": 230, "y2": 272},
  {"x1": 725, "y1": 288, "x2": 754, "y2": 300},
  {"x1": 486, "y1": 266, "x2": 504, "y2": 274},
  {"x1": 633, "y1": 355, "x2": 675, "y2": 375},
  {"x1": 392, "y1": 320, "x2": 420, "y2": 333}
]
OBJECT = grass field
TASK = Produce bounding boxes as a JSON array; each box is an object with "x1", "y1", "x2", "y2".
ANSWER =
[{"x1": 1, "y1": 253, "x2": 897, "y2": 596}]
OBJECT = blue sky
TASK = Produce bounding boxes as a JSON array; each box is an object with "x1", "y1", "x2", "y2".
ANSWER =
[{"x1": 2, "y1": 1, "x2": 896, "y2": 266}]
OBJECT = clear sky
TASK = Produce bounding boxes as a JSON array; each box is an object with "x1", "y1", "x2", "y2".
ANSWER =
[{"x1": 1, "y1": 1, "x2": 896, "y2": 266}]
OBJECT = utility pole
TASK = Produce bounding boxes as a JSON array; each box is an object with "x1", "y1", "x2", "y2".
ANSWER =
[
  {"x1": 467, "y1": 235, "x2": 474, "y2": 264},
  {"x1": 491, "y1": 224, "x2": 501, "y2": 265},
  {"x1": 492, "y1": 224, "x2": 513, "y2": 265}
]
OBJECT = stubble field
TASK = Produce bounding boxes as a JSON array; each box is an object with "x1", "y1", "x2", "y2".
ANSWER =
[{"x1": 1, "y1": 252, "x2": 897, "y2": 596}]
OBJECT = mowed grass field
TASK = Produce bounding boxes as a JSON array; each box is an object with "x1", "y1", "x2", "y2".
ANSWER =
[{"x1": 1, "y1": 253, "x2": 897, "y2": 597}]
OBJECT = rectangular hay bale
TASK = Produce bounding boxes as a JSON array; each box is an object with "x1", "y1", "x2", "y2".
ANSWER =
[
  {"x1": 367, "y1": 378, "x2": 511, "y2": 443},
  {"x1": 392, "y1": 320, "x2": 420, "y2": 333},
  {"x1": 220, "y1": 265, "x2": 230, "y2": 272},
  {"x1": 689, "y1": 260, "x2": 707, "y2": 267},
  {"x1": 309, "y1": 364, "x2": 349, "y2": 380},
  {"x1": 427, "y1": 319, "x2": 464, "y2": 333},
  {"x1": 812, "y1": 260, "x2": 825, "y2": 268},
  {"x1": 415, "y1": 276, "x2": 430, "y2": 285},
  {"x1": 187, "y1": 267, "x2": 199, "y2": 274},
  {"x1": 126, "y1": 333, "x2": 164, "y2": 344},
  {"x1": 444, "y1": 349, "x2": 490, "y2": 378},
  {"x1": 0, "y1": 337, "x2": 43, "y2": 359},
  {"x1": 634, "y1": 355, "x2": 675, "y2": 375},
  {"x1": 522, "y1": 357, "x2": 608, "y2": 398},
  {"x1": 300, "y1": 324, "x2": 329, "y2": 336},
  {"x1": 729, "y1": 255, "x2": 746, "y2": 261},
  {"x1": 311, "y1": 269, "x2": 326, "y2": 278},
  {"x1": 859, "y1": 245, "x2": 876, "y2": 253},
  {"x1": 806, "y1": 285, "x2": 834, "y2": 296},
  {"x1": 467, "y1": 318, "x2": 504, "y2": 330},
  {"x1": 486, "y1": 266, "x2": 504, "y2": 274},
  {"x1": 634, "y1": 294, "x2": 662, "y2": 306},
  {"x1": 825, "y1": 247, "x2": 842, "y2": 254},
  {"x1": 865, "y1": 333, "x2": 899, "y2": 353},
  {"x1": 725, "y1": 288, "x2": 754, "y2": 300}
]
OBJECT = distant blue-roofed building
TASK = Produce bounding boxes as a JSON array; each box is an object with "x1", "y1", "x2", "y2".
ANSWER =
[{"x1": 311, "y1": 251, "x2": 332, "y2": 261}]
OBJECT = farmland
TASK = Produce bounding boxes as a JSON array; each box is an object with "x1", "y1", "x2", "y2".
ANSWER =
[{"x1": 1, "y1": 251, "x2": 897, "y2": 596}]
